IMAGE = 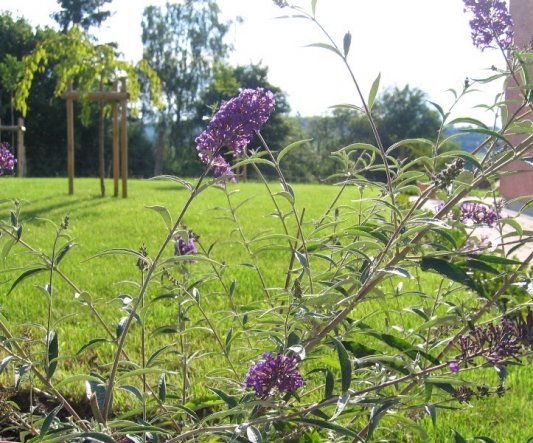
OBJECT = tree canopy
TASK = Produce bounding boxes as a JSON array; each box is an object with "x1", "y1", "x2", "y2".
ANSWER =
[
  {"x1": 52, "y1": 0, "x2": 113, "y2": 32},
  {"x1": 141, "y1": 0, "x2": 231, "y2": 175}
]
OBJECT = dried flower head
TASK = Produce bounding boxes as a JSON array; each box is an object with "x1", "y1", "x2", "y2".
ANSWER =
[
  {"x1": 195, "y1": 88, "x2": 276, "y2": 179},
  {"x1": 463, "y1": 0, "x2": 513, "y2": 50},
  {"x1": 137, "y1": 244, "x2": 148, "y2": 272},
  {"x1": 245, "y1": 352, "x2": 304, "y2": 398},
  {"x1": 434, "y1": 157, "x2": 465, "y2": 189},
  {"x1": 457, "y1": 310, "x2": 533, "y2": 365},
  {"x1": 0, "y1": 142, "x2": 16, "y2": 176},
  {"x1": 174, "y1": 229, "x2": 198, "y2": 256}
]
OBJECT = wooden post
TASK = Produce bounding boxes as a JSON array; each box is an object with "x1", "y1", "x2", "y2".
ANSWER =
[
  {"x1": 99, "y1": 81, "x2": 106, "y2": 196},
  {"x1": 112, "y1": 81, "x2": 120, "y2": 197},
  {"x1": 66, "y1": 81, "x2": 75, "y2": 195},
  {"x1": 120, "y1": 78, "x2": 128, "y2": 198},
  {"x1": 17, "y1": 118, "x2": 25, "y2": 177}
]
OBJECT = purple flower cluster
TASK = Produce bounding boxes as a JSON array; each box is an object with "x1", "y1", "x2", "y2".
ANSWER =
[
  {"x1": 456, "y1": 310, "x2": 533, "y2": 366},
  {"x1": 0, "y1": 142, "x2": 16, "y2": 176},
  {"x1": 459, "y1": 201, "x2": 501, "y2": 227},
  {"x1": 463, "y1": 0, "x2": 513, "y2": 50},
  {"x1": 174, "y1": 230, "x2": 198, "y2": 256},
  {"x1": 245, "y1": 352, "x2": 304, "y2": 398},
  {"x1": 195, "y1": 88, "x2": 276, "y2": 179}
]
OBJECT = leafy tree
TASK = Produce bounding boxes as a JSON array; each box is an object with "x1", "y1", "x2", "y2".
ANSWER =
[
  {"x1": 52, "y1": 0, "x2": 113, "y2": 32},
  {"x1": 374, "y1": 85, "x2": 441, "y2": 156},
  {"x1": 141, "y1": 0, "x2": 231, "y2": 175}
]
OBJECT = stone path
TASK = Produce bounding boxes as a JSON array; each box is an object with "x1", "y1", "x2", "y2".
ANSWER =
[{"x1": 416, "y1": 198, "x2": 533, "y2": 263}]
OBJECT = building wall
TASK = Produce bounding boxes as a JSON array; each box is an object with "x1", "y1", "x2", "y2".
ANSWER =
[{"x1": 500, "y1": 0, "x2": 533, "y2": 199}]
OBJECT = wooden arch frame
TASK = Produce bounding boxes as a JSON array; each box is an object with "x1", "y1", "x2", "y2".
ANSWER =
[{"x1": 61, "y1": 79, "x2": 129, "y2": 197}]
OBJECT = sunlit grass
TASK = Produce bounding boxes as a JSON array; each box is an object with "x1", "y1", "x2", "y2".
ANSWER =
[{"x1": 0, "y1": 177, "x2": 531, "y2": 441}]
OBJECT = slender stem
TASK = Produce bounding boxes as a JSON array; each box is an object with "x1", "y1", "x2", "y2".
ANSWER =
[
  {"x1": 224, "y1": 187, "x2": 273, "y2": 305},
  {"x1": 255, "y1": 131, "x2": 313, "y2": 292},
  {"x1": 101, "y1": 165, "x2": 214, "y2": 421}
]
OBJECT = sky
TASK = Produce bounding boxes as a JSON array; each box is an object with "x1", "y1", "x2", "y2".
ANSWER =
[{"x1": 0, "y1": 0, "x2": 508, "y2": 123}]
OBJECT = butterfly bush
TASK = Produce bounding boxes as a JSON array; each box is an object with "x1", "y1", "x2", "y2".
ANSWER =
[
  {"x1": 0, "y1": 142, "x2": 16, "y2": 176},
  {"x1": 174, "y1": 229, "x2": 198, "y2": 256},
  {"x1": 3, "y1": 1, "x2": 533, "y2": 441},
  {"x1": 460, "y1": 201, "x2": 502, "y2": 226},
  {"x1": 245, "y1": 352, "x2": 304, "y2": 398},
  {"x1": 463, "y1": 0, "x2": 514, "y2": 50},
  {"x1": 195, "y1": 87, "x2": 276, "y2": 179}
]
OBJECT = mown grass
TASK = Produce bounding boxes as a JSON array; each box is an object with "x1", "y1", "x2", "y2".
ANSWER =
[{"x1": 0, "y1": 177, "x2": 532, "y2": 442}]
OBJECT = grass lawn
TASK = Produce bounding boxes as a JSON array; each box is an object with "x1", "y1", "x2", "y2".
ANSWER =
[{"x1": 0, "y1": 177, "x2": 532, "y2": 441}]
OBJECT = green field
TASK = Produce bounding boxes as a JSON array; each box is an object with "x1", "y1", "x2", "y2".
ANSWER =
[{"x1": 0, "y1": 177, "x2": 532, "y2": 442}]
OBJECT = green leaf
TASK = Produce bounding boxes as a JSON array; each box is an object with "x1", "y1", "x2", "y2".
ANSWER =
[
  {"x1": 118, "y1": 384, "x2": 144, "y2": 402},
  {"x1": 0, "y1": 356, "x2": 13, "y2": 374},
  {"x1": 343, "y1": 31, "x2": 351, "y2": 57},
  {"x1": 232, "y1": 157, "x2": 275, "y2": 169},
  {"x1": 39, "y1": 404, "x2": 63, "y2": 438},
  {"x1": 46, "y1": 330, "x2": 59, "y2": 379},
  {"x1": 209, "y1": 387, "x2": 237, "y2": 409},
  {"x1": 145, "y1": 205, "x2": 172, "y2": 230},
  {"x1": 55, "y1": 242, "x2": 74, "y2": 265},
  {"x1": 7, "y1": 267, "x2": 48, "y2": 295},
  {"x1": 448, "y1": 117, "x2": 488, "y2": 129},
  {"x1": 425, "y1": 404, "x2": 437, "y2": 427},
  {"x1": 294, "y1": 250, "x2": 309, "y2": 271},
  {"x1": 380, "y1": 266, "x2": 413, "y2": 279},
  {"x1": 332, "y1": 337, "x2": 352, "y2": 393},
  {"x1": 246, "y1": 425, "x2": 263, "y2": 443},
  {"x1": 368, "y1": 73, "x2": 381, "y2": 110},
  {"x1": 77, "y1": 338, "x2": 112, "y2": 355},
  {"x1": 452, "y1": 428, "x2": 468, "y2": 443},
  {"x1": 15, "y1": 364, "x2": 31, "y2": 389},
  {"x1": 459, "y1": 127, "x2": 512, "y2": 149},
  {"x1": 306, "y1": 42, "x2": 343, "y2": 58},
  {"x1": 291, "y1": 418, "x2": 357, "y2": 438},
  {"x1": 420, "y1": 257, "x2": 481, "y2": 294},
  {"x1": 55, "y1": 374, "x2": 103, "y2": 389},
  {"x1": 428, "y1": 101, "x2": 446, "y2": 120},
  {"x1": 472, "y1": 254, "x2": 521, "y2": 265},
  {"x1": 311, "y1": 0, "x2": 317, "y2": 16},
  {"x1": 277, "y1": 139, "x2": 312, "y2": 162},
  {"x1": 158, "y1": 373, "x2": 166, "y2": 402}
]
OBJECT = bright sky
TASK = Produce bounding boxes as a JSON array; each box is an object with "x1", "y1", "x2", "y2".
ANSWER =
[{"x1": 0, "y1": 0, "x2": 508, "y2": 123}]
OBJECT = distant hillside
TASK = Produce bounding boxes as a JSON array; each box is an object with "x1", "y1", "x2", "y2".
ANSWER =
[{"x1": 444, "y1": 125, "x2": 494, "y2": 152}]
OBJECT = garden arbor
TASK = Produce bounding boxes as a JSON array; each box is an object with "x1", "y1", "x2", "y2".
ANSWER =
[
  {"x1": 61, "y1": 79, "x2": 129, "y2": 197},
  {"x1": 0, "y1": 117, "x2": 25, "y2": 177}
]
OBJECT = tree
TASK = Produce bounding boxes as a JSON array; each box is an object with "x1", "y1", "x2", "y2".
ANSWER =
[
  {"x1": 52, "y1": 0, "x2": 113, "y2": 32},
  {"x1": 141, "y1": 0, "x2": 231, "y2": 175},
  {"x1": 374, "y1": 85, "x2": 441, "y2": 153}
]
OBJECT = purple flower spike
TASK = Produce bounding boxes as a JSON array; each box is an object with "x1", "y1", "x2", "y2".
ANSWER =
[
  {"x1": 245, "y1": 352, "x2": 304, "y2": 398},
  {"x1": 459, "y1": 201, "x2": 501, "y2": 227},
  {"x1": 174, "y1": 230, "x2": 198, "y2": 256},
  {"x1": 0, "y1": 142, "x2": 16, "y2": 176},
  {"x1": 195, "y1": 88, "x2": 276, "y2": 179},
  {"x1": 449, "y1": 361, "x2": 461, "y2": 374},
  {"x1": 463, "y1": 0, "x2": 513, "y2": 50}
]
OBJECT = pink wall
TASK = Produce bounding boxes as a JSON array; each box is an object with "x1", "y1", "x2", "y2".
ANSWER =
[{"x1": 500, "y1": 0, "x2": 533, "y2": 199}]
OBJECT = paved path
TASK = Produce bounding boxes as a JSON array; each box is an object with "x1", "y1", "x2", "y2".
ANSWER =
[{"x1": 416, "y1": 198, "x2": 533, "y2": 263}]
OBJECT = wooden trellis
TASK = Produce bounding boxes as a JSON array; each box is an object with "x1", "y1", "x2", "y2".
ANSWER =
[
  {"x1": 61, "y1": 79, "x2": 129, "y2": 197},
  {"x1": 0, "y1": 117, "x2": 26, "y2": 177}
]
